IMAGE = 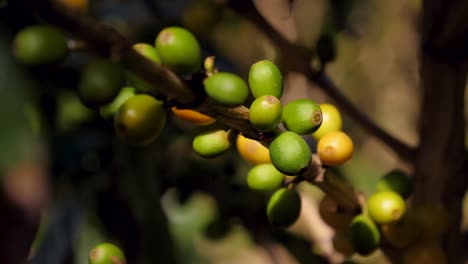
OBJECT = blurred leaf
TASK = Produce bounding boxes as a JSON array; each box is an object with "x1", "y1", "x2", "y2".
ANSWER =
[
  {"x1": 341, "y1": 155, "x2": 380, "y2": 196},
  {"x1": 0, "y1": 24, "x2": 36, "y2": 170},
  {"x1": 193, "y1": 225, "x2": 255, "y2": 263},
  {"x1": 56, "y1": 90, "x2": 94, "y2": 132},
  {"x1": 162, "y1": 190, "x2": 217, "y2": 263}
]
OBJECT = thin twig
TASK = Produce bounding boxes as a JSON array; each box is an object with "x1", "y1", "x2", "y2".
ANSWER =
[{"x1": 313, "y1": 73, "x2": 416, "y2": 162}]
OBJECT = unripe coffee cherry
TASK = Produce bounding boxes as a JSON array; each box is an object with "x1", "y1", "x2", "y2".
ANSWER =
[
  {"x1": 348, "y1": 214, "x2": 380, "y2": 256},
  {"x1": 134, "y1": 43, "x2": 161, "y2": 63},
  {"x1": 171, "y1": 107, "x2": 215, "y2": 126},
  {"x1": 269, "y1": 131, "x2": 311, "y2": 175},
  {"x1": 248, "y1": 60, "x2": 283, "y2": 98},
  {"x1": 89, "y1": 242, "x2": 126, "y2": 264},
  {"x1": 203, "y1": 72, "x2": 249, "y2": 105},
  {"x1": 317, "y1": 131, "x2": 353, "y2": 166},
  {"x1": 127, "y1": 43, "x2": 161, "y2": 93},
  {"x1": 155, "y1": 26, "x2": 201, "y2": 75},
  {"x1": 367, "y1": 191, "x2": 406, "y2": 224},
  {"x1": 236, "y1": 134, "x2": 271, "y2": 164},
  {"x1": 114, "y1": 94, "x2": 166, "y2": 145},
  {"x1": 78, "y1": 59, "x2": 125, "y2": 108},
  {"x1": 99, "y1": 86, "x2": 135, "y2": 120},
  {"x1": 267, "y1": 188, "x2": 301, "y2": 227},
  {"x1": 312, "y1": 103, "x2": 342, "y2": 140},
  {"x1": 249, "y1": 95, "x2": 282, "y2": 132},
  {"x1": 192, "y1": 130, "x2": 230, "y2": 158},
  {"x1": 282, "y1": 99, "x2": 322, "y2": 134},
  {"x1": 376, "y1": 169, "x2": 413, "y2": 199},
  {"x1": 13, "y1": 25, "x2": 68, "y2": 66},
  {"x1": 247, "y1": 163, "x2": 284, "y2": 192}
]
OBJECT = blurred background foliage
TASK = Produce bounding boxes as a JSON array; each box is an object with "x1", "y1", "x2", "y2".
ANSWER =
[{"x1": 0, "y1": 0, "x2": 467, "y2": 264}]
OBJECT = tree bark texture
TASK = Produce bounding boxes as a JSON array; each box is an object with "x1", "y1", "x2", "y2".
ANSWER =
[{"x1": 414, "y1": 0, "x2": 468, "y2": 262}]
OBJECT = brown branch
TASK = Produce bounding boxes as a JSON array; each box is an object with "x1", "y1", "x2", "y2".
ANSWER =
[
  {"x1": 26, "y1": 0, "x2": 263, "y2": 136},
  {"x1": 31, "y1": 0, "x2": 196, "y2": 106},
  {"x1": 227, "y1": 0, "x2": 417, "y2": 163},
  {"x1": 413, "y1": 1, "x2": 468, "y2": 263},
  {"x1": 135, "y1": 0, "x2": 360, "y2": 212},
  {"x1": 414, "y1": 52, "x2": 467, "y2": 264},
  {"x1": 23, "y1": 0, "x2": 361, "y2": 213},
  {"x1": 313, "y1": 73, "x2": 416, "y2": 162}
]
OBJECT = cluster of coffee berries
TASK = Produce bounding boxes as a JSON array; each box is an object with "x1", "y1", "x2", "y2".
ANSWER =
[
  {"x1": 12, "y1": 24, "x2": 209, "y2": 146},
  {"x1": 197, "y1": 58, "x2": 352, "y2": 228},
  {"x1": 190, "y1": 55, "x2": 355, "y2": 228},
  {"x1": 12, "y1": 22, "x2": 359, "y2": 260},
  {"x1": 320, "y1": 169, "x2": 448, "y2": 263}
]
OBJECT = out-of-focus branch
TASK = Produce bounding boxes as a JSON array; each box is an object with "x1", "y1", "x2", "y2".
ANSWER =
[
  {"x1": 313, "y1": 74, "x2": 416, "y2": 162},
  {"x1": 413, "y1": 1, "x2": 468, "y2": 263},
  {"x1": 227, "y1": 0, "x2": 417, "y2": 163}
]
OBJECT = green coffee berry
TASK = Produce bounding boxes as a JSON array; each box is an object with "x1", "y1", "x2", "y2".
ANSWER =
[
  {"x1": 247, "y1": 163, "x2": 284, "y2": 192},
  {"x1": 348, "y1": 214, "x2": 380, "y2": 255},
  {"x1": 155, "y1": 26, "x2": 201, "y2": 75},
  {"x1": 269, "y1": 131, "x2": 311, "y2": 175},
  {"x1": 99, "y1": 86, "x2": 135, "y2": 120},
  {"x1": 249, "y1": 95, "x2": 282, "y2": 132},
  {"x1": 248, "y1": 60, "x2": 283, "y2": 98},
  {"x1": 203, "y1": 72, "x2": 249, "y2": 106},
  {"x1": 282, "y1": 99, "x2": 322, "y2": 134},
  {"x1": 88, "y1": 242, "x2": 126, "y2": 264},
  {"x1": 127, "y1": 43, "x2": 161, "y2": 93},
  {"x1": 192, "y1": 130, "x2": 230, "y2": 158},
  {"x1": 367, "y1": 191, "x2": 406, "y2": 224},
  {"x1": 78, "y1": 59, "x2": 125, "y2": 108},
  {"x1": 134, "y1": 43, "x2": 161, "y2": 63},
  {"x1": 376, "y1": 169, "x2": 413, "y2": 199},
  {"x1": 13, "y1": 24, "x2": 68, "y2": 65},
  {"x1": 267, "y1": 188, "x2": 301, "y2": 227},
  {"x1": 114, "y1": 94, "x2": 166, "y2": 145}
]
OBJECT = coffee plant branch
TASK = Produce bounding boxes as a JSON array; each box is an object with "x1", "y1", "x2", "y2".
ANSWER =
[
  {"x1": 23, "y1": 0, "x2": 360, "y2": 212},
  {"x1": 227, "y1": 0, "x2": 417, "y2": 163}
]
